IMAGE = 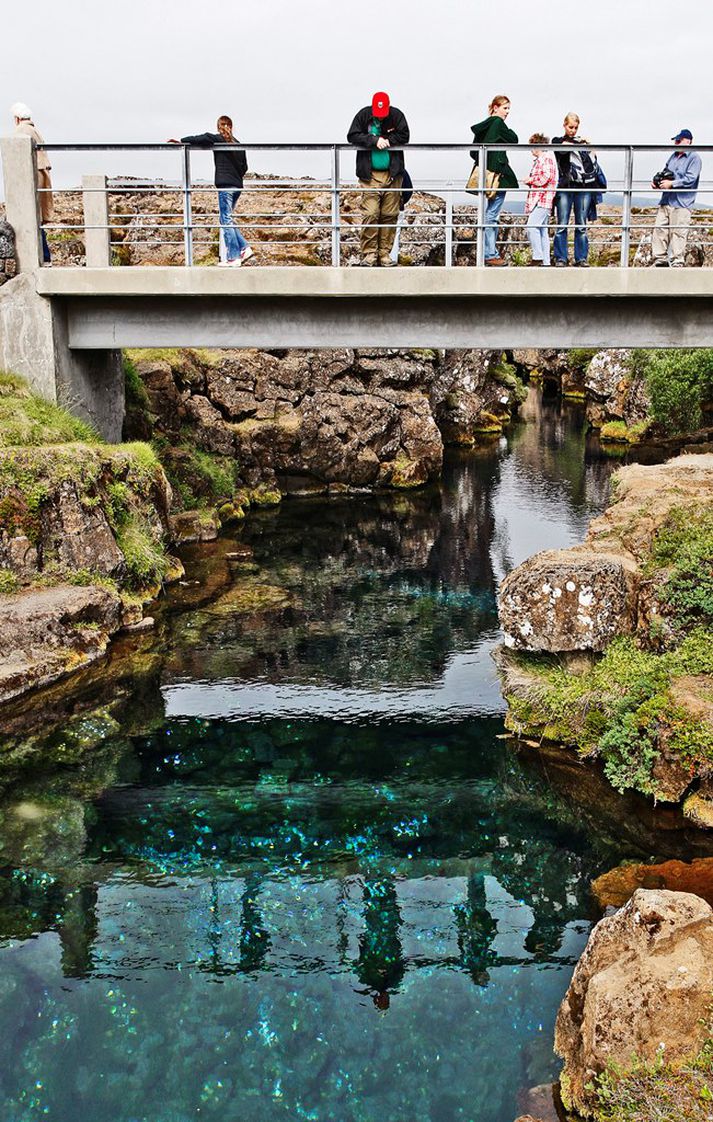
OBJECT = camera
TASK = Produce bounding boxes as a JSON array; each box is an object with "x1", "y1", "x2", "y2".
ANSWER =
[{"x1": 652, "y1": 168, "x2": 672, "y2": 188}]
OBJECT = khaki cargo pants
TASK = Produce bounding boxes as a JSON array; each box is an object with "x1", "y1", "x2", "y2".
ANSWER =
[
  {"x1": 358, "y1": 170, "x2": 403, "y2": 263},
  {"x1": 651, "y1": 204, "x2": 692, "y2": 265}
]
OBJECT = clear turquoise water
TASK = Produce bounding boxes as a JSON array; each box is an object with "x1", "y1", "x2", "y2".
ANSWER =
[{"x1": 0, "y1": 394, "x2": 690, "y2": 1121}]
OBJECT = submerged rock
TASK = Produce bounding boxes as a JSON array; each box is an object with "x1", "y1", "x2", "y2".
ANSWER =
[{"x1": 556, "y1": 888, "x2": 713, "y2": 1118}]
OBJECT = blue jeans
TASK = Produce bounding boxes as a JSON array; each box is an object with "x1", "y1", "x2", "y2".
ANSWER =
[
  {"x1": 553, "y1": 190, "x2": 591, "y2": 263},
  {"x1": 526, "y1": 205, "x2": 551, "y2": 264},
  {"x1": 484, "y1": 190, "x2": 506, "y2": 260},
  {"x1": 218, "y1": 189, "x2": 248, "y2": 261}
]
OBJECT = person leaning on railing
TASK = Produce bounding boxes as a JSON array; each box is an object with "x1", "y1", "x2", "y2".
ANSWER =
[
  {"x1": 10, "y1": 102, "x2": 53, "y2": 265},
  {"x1": 470, "y1": 95, "x2": 519, "y2": 267},
  {"x1": 168, "y1": 116, "x2": 254, "y2": 267},
  {"x1": 650, "y1": 129, "x2": 702, "y2": 268},
  {"x1": 347, "y1": 92, "x2": 410, "y2": 267}
]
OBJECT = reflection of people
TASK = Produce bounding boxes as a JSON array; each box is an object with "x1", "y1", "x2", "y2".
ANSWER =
[
  {"x1": 11, "y1": 102, "x2": 53, "y2": 265},
  {"x1": 524, "y1": 135, "x2": 558, "y2": 267},
  {"x1": 348, "y1": 93, "x2": 410, "y2": 267},
  {"x1": 238, "y1": 873, "x2": 271, "y2": 972},
  {"x1": 651, "y1": 129, "x2": 701, "y2": 268},
  {"x1": 470, "y1": 95, "x2": 519, "y2": 267},
  {"x1": 454, "y1": 872, "x2": 497, "y2": 986},
  {"x1": 355, "y1": 877, "x2": 405, "y2": 1007},
  {"x1": 552, "y1": 113, "x2": 597, "y2": 267},
  {"x1": 169, "y1": 116, "x2": 253, "y2": 267}
]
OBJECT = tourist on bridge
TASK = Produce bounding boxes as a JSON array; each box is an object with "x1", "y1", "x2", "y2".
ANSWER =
[
  {"x1": 347, "y1": 92, "x2": 410, "y2": 267},
  {"x1": 651, "y1": 129, "x2": 702, "y2": 267},
  {"x1": 524, "y1": 135, "x2": 558, "y2": 266},
  {"x1": 11, "y1": 103, "x2": 53, "y2": 265},
  {"x1": 470, "y1": 96, "x2": 519, "y2": 266},
  {"x1": 169, "y1": 116, "x2": 254, "y2": 267},
  {"x1": 552, "y1": 113, "x2": 598, "y2": 267}
]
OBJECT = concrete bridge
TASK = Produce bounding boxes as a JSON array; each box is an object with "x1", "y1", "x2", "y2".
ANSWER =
[{"x1": 2, "y1": 135, "x2": 713, "y2": 440}]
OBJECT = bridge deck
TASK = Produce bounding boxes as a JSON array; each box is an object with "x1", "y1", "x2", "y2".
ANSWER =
[
  {"x1": 35, "y1": 265, "x2": 713, "y2": 299},
  {"x1": 32, "y1": 267, "x2": 713, "y2": 350}
]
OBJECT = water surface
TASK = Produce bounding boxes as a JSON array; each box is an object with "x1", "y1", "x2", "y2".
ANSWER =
[{"x1": 0, "y1": 392, "x2": 690, "y2": 1122}]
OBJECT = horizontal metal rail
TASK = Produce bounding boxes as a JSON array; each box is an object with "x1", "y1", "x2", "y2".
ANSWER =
[{"x1": 14, "y1": 142, "x2": 713, "y2": 269}]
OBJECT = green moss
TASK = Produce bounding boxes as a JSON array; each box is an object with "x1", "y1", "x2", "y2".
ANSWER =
[
  {"x1": 590, "y1": 1039, "x2": 713, "y2": 1122},
  {"x1": 115, "y1": 513, "x2": 169, "y2": 590},
  {"x1": 568, "y1": 348, "x2": 598, "y2": 374},
  {"x1": 647, "y1": 506, "x2": 713, "y2": 637},
  {"x1": 600, "y1": 419, "x2": 652, "y2": 444},
  {"x1": 0, "y1": 373, "x2": 99, "y2": 447},
  {"x1": 0, "y1": 568, "x2": 19, "y2": 594},
  {"x1": 505, "y1": 630, "x2": 713, "y2": 798}
]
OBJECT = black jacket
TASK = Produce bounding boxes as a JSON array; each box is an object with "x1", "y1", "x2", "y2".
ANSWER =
[
  {"x1": 347, "y1": 106, "x2": 410, "y2": 180},
  {"x1": 180, "y1": 132, "x2": 248, "y2": 189},
  {"x1": 552, "y1": 137, "x2": 596, "y2": 189}
]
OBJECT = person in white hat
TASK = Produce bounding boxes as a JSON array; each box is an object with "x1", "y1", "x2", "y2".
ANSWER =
[{"x1": 11, "y1": 102, "x2": 53, "y2": 263}]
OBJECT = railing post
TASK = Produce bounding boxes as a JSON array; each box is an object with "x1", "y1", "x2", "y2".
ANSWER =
[
  {"x1": 620, "y1": 146, "x2": 634, "y2": 268},
  {"x1": 445, "y1": 189, "x2": 453, "y2": 267},
  {"x1": 82, "y1": 175, "x2": 110, "y2": 267},
  {"x1": 476, "y1": 144, "x2": 487, "y2": 266},
  {"x1": 0, "y1": 135, "x2": 42, "y2": 272},
  {"x1": 330, "y1": 145, "x2": 341, "y2": 267},
  {"x1": 181, "y1": 145, "x2": 193, "y2": 267}
]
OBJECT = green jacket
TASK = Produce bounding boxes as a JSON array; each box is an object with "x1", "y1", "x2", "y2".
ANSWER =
[{"x1": 470, "y1": 116, "x2": 519, "y2": 189}]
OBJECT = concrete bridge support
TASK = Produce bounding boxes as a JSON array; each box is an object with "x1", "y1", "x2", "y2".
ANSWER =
[{"x1": 0, "y1": 137, "x2": 123, "y2": 441}]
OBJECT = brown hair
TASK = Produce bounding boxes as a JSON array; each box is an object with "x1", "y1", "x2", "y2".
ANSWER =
[
  {"x1": 489, "y1": 95, "x2": 510, "y2": 115},
  {"x1": 216, "y1": 115, "x2": 235, "y2": 143},
  {"x1": 564, "y1": 112, "x2": 580, "y2": 126},
  {"x1": 529, "y1": 133, "x2": 549, "y2": 145}
]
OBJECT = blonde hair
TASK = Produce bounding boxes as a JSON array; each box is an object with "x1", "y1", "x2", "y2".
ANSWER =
[
  {"x1": 564, "y1": 112, "x2": 580, "y2": 127},
  {"x1": 489, "y1": 95, "x2": 510, "y2": 115},
  {"x1": 216, "y1": 115, "x2": 235, "y2": 143}
]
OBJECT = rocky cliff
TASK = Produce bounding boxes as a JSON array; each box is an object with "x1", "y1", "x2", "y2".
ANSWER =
[{"x1": 124, "y1": 346, "x2": 527, "y2": 508}]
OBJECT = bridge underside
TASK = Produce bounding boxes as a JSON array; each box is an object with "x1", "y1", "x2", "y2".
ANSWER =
[{"x1": 38, "y1": 267, "x2": 713, "y2": 350}]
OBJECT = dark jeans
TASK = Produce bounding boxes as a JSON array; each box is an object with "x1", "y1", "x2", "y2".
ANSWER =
[
  {"x1": 41, "y1": 228, "x2": 51, "y2": 263},
  {"x1": 553, "y1": 190, "x2": 591, "y2": 264}
]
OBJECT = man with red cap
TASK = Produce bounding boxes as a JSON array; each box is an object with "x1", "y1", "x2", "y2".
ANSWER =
[{"x1": 348, "y1": 93, "x2": 410, "y2": 266}]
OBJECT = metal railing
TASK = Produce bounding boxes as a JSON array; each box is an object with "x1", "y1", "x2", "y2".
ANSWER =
[{"x1": 29, "y1": 142, "x2": 713, "y2": 268}]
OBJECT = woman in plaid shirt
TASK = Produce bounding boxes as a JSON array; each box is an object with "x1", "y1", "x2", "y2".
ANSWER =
[{"x1": 525, "y1": 134, "x2": 558, "y2": 266}]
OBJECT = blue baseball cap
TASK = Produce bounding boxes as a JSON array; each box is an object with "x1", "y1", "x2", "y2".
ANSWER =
[{"x1": 672, "y1": 128, "x2": 693, "y2": 142}]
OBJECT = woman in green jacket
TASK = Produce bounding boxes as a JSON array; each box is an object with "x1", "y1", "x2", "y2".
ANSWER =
[{"x1": 471, "y1": 95, "x2": 519, "y2": 265}]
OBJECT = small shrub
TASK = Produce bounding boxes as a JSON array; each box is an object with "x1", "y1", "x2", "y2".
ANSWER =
[
  {"x1": 628, "y1": 349, "x2": 713, "y2": 435},
  {"x1": 0, "y1": 568, "x2": 19, "y2": 594},
  {"x1": 649, "y1": 507, "x2": 713, "y2": 635}
]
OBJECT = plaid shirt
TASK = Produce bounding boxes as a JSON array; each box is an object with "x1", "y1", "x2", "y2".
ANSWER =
[{"x1": 525, "y1": 152, "x2": 558, "y2": 213}]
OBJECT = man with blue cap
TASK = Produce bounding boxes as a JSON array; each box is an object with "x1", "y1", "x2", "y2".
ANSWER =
[{"x1": 651, "y1": 129, "x2": 702, "y2": 267}]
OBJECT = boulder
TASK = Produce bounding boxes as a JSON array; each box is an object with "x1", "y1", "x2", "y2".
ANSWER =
[
  {"x1": 593, "y1": 857, "x2": 713, "y2": 910},
  {"x1": 555, "y1": 889, "x2": 713, "y2": 1118},
  {"x1": 499, "y1": 549, "x2": 637, "y2": 652},
  {"x1": 584, "y1": 349, "x2": 651, "y2": 429},
  {"x1": 0, "y1": 584, "x2": 123, "y2": 704}
]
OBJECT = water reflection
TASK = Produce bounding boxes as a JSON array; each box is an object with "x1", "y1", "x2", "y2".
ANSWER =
[{"x1": 0, "y1": 389, "x2": 683, "y2": 1122}]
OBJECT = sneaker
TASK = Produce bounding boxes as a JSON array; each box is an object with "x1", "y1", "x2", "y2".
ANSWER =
[
  {"x1": 240, "y1": 246, "x2": 255, "y2": 264},
  {"x1": 575, "y1": 260, "x2": 590, "y2": 268},
  {"x1": 528, "y1": 260, "x2": 542, "y2": 267},
  {"x1": 653, "y1": 259, "x2": 670, "y2": 268},
  {"x1": 554, "y1": 259, "x2": 568, "y2": 267},
  {"x1": 485, "y1": 257, "x2": 505, "y2": 266},
  {"x1": 227, "y1": 256, "x2": 242, "y2": 267},
  {"x1": 379, "y1": 257, "x2": 397, "y2": 267},
  {"x1": 361, "y1": 257, "x2": 378, "y2": 267}
]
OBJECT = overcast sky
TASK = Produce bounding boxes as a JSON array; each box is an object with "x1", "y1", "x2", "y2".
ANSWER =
[{"x1": 3, "y1": 0, "x2": 713, "y2": 193}]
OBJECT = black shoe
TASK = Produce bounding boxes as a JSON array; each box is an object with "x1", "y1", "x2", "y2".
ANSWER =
[
  {"x1": 653, "y1": 259, "x2": 670, "y2": 268},
  {"x1": 554, "y1": 259, "x2": 568, "y2": 267}
]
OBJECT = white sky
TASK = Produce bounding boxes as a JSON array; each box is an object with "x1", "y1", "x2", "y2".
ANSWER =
[{"x1": 2, "y1": 0, "x2": 712, "y2": 194}]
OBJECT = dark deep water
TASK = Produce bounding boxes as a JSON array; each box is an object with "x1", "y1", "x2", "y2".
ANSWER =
[{"x1": 0, "y1": 392, "x2": 699, "y2": 1122}]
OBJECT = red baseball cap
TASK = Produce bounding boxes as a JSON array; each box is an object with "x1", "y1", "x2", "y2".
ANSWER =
[{"x1": 372, "y1": 92, "x2": 390, "y2": 119}]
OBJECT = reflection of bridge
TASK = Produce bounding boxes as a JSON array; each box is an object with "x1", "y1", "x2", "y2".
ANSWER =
[{"x1": 4, "y1": 134, "x2": 713, "y2": 441}]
